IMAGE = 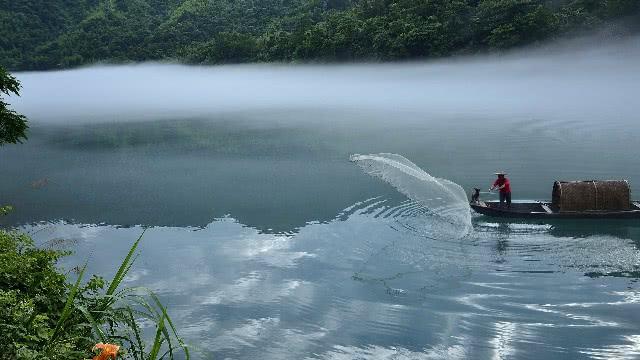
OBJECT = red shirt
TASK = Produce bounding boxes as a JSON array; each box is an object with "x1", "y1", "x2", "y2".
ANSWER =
[{"x1": 493, "y1": 177, "x2": 511, "y2": 193}]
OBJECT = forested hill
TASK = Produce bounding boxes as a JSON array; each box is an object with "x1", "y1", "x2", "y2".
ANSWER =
[{"x1": 1, "y1": 0, "x2": 639, "y2": 71}]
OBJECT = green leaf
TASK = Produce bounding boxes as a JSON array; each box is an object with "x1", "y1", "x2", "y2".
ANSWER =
[
  {"x1": 77, "y1": 304, "x2": 106, "y2": 342},
  {"x1": 148, "y1": 314, "x2": 166, "y2": 360},
  {"x1": 106, "y1": 230, "x2": 145, "y2": 297},
  {"x1": 149, "y1": 292, "x2": 190, "y2": 359},
  {"x1": 50, "y1": 262, "x2": 86, "y2": 344}
]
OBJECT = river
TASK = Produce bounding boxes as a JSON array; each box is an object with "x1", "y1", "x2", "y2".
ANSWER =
[{"x1": 2, "y1": 36, "x2": 640, "y2": 359}]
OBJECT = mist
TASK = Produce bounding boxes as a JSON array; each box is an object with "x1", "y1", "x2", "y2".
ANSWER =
[{"x1": 10, "y1": 35, "x2": 640, "y2": 126}]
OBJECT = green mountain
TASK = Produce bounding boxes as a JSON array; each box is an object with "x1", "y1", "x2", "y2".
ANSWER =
[{"x1": 1, "y1": 0, "x2": 639, "y2": 71}]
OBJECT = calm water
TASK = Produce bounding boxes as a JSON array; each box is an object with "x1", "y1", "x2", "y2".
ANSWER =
[{"x1": 2, "y1": 37, "x2": 640, "y2": 359}]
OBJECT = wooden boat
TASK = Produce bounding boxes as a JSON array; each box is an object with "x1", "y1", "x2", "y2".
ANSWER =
[
  {"x1": 470, "y1": 201, "x2": 640, "y2": 219},
  {"x1": 470, "y1": 180, "x2": 640, "y2": 219}
]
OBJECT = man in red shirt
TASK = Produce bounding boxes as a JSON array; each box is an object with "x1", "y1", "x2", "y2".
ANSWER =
[{"x1": 490, "y1": 172, "x2": 511, "y2": 208}]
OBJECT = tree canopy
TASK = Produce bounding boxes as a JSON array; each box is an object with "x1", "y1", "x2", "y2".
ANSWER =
[
  {"x1": 1, "y1": 0, "x2": 639, "y2": 71},
  {"x1": 0, "y1": 66, "x2": 28, "y2": 145}
]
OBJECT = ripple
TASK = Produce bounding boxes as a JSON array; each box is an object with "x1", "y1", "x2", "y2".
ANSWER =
[
  {"x1": 310, "y1": 344, "x2": 467, "y2": 360},
  {"x1": 579, "y1": 335, "x2": 640, "y2": 360},
  {"x1": 489, "y1": 321, "x2": 518, "y2": 360},
  {"x1": 19, "y1": 197, "x2": 640, "y2": 359}
]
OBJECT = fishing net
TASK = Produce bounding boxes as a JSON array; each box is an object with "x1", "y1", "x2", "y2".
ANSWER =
[{"x1": 350, "y1": 153, "x2": 471, "y2": 239}]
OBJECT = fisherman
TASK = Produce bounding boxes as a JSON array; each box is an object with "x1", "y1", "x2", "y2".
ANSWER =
[{"x1": 490, "y1": 172, "x2": 511, "y2": 208}]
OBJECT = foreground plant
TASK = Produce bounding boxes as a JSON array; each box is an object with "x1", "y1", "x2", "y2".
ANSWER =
[
  {"x1": 0, "y1": 229, "x2": 189, "y2": 359},
  {"x1": 0, "y1": 66, "x2": 29, "y2": 145}
]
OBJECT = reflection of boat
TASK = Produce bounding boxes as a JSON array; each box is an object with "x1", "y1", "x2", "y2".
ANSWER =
[{"x1": 470, "y1": 180, "x2": 640, "y2": 219}]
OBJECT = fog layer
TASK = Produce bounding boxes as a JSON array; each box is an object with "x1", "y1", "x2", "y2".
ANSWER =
[{"x1": 11, "y1": 36, "x2": 640, "y2": 125}]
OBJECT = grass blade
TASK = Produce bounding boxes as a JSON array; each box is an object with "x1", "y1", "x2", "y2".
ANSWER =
[
  {"x1": 148, "y1": 314, "x2": 166, "y2": 360},
  {"x1": 106, "y1": 230, "x2": 145, "y2": 296},
  {"x1": 77, "y1": 304, "x2": 106, "y2": 342},
  {"x1": 126, "y1": 307, "x2": 146, "y2": 360},
  {"x1": 50, "y1": 263, "x2": 86, "y2": 343},
  {"x1": 149, "y1": 292, "x2": 190, "y2": 359}
]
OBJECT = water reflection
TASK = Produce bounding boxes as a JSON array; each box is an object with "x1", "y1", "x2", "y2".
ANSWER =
[
  {"x1": 548, "y1": 221, "x2": 640, "y2": 244},
  {"x1": 20, "y1": 198, "x2": 640, "y2": 359},
  {"x1": 492, "y1": 222, "x2": 512, "y2": 264},
  {"x1": 580, "y1": 335, "x2": 640, "y2": 360},
  {"x1": 473, "y1": 218, "x2": 640, "y2": 241}
]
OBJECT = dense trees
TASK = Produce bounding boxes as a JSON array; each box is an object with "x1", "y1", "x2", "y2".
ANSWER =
[
  {"x1": 0, "y1": 66, "x2": 28, "y2": 145},
  {"x1": 473, "y1": 1, "x2": 557, "y2": 48},
  {"x1": 1, "y1": 0, "x2": 639, "y2": 71}
]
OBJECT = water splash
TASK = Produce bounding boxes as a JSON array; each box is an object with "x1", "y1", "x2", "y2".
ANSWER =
[{"x1": 349, "y1": 153, "x2": 471, "y2": 238}]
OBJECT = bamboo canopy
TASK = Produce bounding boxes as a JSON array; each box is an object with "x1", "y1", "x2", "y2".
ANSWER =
[{"x1": 552, "y1": 180, "x2": 631, "y2": 212}]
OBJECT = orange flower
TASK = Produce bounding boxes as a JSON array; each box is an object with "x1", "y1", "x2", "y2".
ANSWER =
[{"x1": 92, "y1": 343, "x2": 120, "y2": 360}]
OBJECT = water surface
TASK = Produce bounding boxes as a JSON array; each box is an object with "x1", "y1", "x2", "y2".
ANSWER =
[{"x1": 2, "y1": 37, "x2": 640, "y2": 359}]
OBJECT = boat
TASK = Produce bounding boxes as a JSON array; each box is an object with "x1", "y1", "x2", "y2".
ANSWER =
[{"x1": 470, "y1": 180, "x2": 640, "y2": 219}]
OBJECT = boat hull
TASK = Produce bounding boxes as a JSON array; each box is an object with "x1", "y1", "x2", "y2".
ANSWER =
[{"x1": 470, "y1": 201, "x2": 640, "y2": 219}]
